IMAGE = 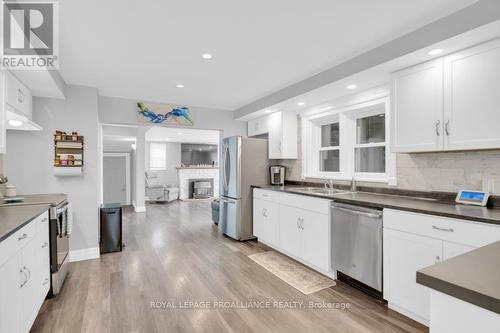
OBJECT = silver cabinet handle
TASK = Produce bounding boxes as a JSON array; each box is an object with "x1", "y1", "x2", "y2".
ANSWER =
[
  {"x1": 261, "y1": 193, "x2": 268, "y2": 197},
  {"x1": 42, "y1": 278, "x2": 49, "y2": 286},
  {"x1": 296, "y1": 218, "x2": 300, "y2": 229},
  {"x1": 445, "y1": 120, "x2": 450, "y2": 136},
  {"x1": 18, "y1": 233, "x2": 28, "y2": 241},
  {"x1": 435, "y1": 120, "x2": 440, "y2": 136},
  {"x1": 300, "y1": 218, "x2": 304, "y2": 230},
  {"x1": 20, "y1": 268, "x2": 28, "y2": 288},
  {"x1": 261, "y1": 208, "x2": 268, "y2": 217},
  {"x1": 25, "y1": 266, "x2": 31, "y2": 282},
  {"x1": 432, "y1": 225, "x2": 454, "y2": 232},
  {"x1": 18, "y1": 88, "x2": 25, "y2": 103},
  {"x1": 41, "y1": 242, "x2": 49, "y2": 248},
  {"x1": 435, "y1": 255, "x2": 441, "y2": 264}
]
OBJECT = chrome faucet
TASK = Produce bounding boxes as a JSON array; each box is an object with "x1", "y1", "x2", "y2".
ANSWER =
[
  {"x1": 324, "y1": 179, "x2": 334, "y2": 190},
  {"x1": 350, "y1": 178, "x2": 357, "y2": 192}
]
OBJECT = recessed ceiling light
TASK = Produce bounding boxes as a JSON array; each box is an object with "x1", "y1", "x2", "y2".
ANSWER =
[
  {"x1": 428, "y1": 48, "x2": 443, "y2": 55},
  {"x1": 264, "y1": 109, "x2": 274, "y2": 113},
  {"x1": 177, "y1": 132, "x2": 182, "y2": 135},
  {"x1": 297, "y1": 101, "x2": 305, "y2": 106},
  {"x1": 8, "y1": 119, "x2": 23, "y2": 127},
  {"x1": 347, "y1": 84, "x2": 357, "y2": 90},
  {"x1": 202, "y1": 53, "x2": 212, "y2": 59},
  {"x1": 176, "y1": 84, "x2": 184, "y2": 88}
]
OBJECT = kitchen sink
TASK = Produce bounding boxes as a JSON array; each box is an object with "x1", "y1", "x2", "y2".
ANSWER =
[{"x1": 288, "y1": 187, "x2": 351, "y2": 196}]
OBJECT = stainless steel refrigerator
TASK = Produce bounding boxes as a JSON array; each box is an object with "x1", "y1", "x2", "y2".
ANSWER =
[{"x1": 219, "y1": 136, "x2": 269, "y2": 240}]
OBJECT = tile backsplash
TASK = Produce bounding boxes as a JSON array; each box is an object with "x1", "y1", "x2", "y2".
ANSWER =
[{"x1": 277, "y1": 117, "x2": 500, "y2": 194}]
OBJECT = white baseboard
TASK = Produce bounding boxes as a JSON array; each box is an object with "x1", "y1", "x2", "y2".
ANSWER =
[
  {"x1": 134, "y1": 205, "x2": 146, "y2": 212},
  {"x1": 69, "y1": 247, "x2": 100, "y2": 262}
]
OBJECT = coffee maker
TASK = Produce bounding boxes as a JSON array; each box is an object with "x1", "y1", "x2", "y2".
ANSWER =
[{"x1": 270, "y1": 165, "x2": 286, "y2": 185}]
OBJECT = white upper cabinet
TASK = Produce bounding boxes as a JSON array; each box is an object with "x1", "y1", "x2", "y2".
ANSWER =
[
  {"x1": 391, "y1": 38, "x2": 500, "y2": 153},
  {"x1": 443, "y1": 39, "x2": 500, "y2": 151},
  {"x1": 247, "y1": 111, "x2": 298, "y2": 159},
  {"x1": 390, "y1": 58, "x2": 444, "y2": 153},
  {"x1": 5, "y1": 71, "x2": 32, "y2": 119}
]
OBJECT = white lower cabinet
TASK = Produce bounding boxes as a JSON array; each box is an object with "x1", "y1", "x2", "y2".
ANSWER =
[
  {"x1": 253, "y1": 189, "x2": 331, "y2": 273},
  {"x1": 0, "y1": 211, "x2": 50, "y2": 333},
  {"x1": 253, "y1": 198, "x2": 280, "y2": 248},
  {"x1": 383, "y1": 209, "x2": 500, "y2": 326}
]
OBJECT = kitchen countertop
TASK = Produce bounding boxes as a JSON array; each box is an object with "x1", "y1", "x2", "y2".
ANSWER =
[
  {"x1": 0, "y1": 193, "x2": 67, "y2": 207},
  {"x1": 252, "y1": 184, "x2": 500, "y2": 225},
  {"x1": 0, "y1": 205, "x2": 50, "y2": 242},
  {"x1": 417, "y1": 240, "x2": 500, "y2": 315}
]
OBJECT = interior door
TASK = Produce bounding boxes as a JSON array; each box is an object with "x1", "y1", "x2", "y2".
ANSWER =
[{"x1": 103, "y1": 155, "x2": 128, "y2": 205}]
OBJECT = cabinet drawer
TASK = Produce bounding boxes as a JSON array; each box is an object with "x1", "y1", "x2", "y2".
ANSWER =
[
  {"x1": 253, "y1": 188, "x2": 280, "y2": 203},
  {"x1": 279, "y1": 192, "x2": 330, "y2": 214},
  {"x1": 0, "y1": 218, "x2": 38, "y2": 267},
  {"x1": 384, "y1": 209, "x2": 500, "y2": 248}
]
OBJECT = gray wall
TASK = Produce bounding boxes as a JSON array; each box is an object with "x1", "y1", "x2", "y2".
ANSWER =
[
  {"x1": 98, "y1": 95, "x2": 246, "y2": 137},
  {"x1": 145, "y1": 142, "x2": 181, "y2": 186},
  {"x1": 5, "y1": 85, "x2": 100, "y2": 251}
]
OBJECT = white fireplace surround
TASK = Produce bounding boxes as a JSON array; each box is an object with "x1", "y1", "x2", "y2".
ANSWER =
[{"x1": 177, "y1": 167, "x2": 219, "y2": 200}]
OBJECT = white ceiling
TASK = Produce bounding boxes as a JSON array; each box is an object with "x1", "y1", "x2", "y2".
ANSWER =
[
  {"x1": 59, "y1": 0, "x2": 475, "y2": 110},
  {"x1": 146, "y1": 127, "x2": 220, "y2": 144}
]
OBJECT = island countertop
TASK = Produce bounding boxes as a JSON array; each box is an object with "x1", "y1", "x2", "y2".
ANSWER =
[
  {"x1": 417, "y1": 240, "x2": 500, "y2": 315},
  {"x1": 0, "y1": 205, "x2": 50, "y2": 243}
]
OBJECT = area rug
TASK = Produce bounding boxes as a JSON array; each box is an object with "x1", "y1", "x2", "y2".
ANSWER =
[{"x1": 248, "y1": 251, "x2": 335, "y2": 295}]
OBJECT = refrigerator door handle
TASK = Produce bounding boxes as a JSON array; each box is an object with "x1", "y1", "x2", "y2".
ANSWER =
[
  {"x1": 220, "y1": 197, "x2": 236, "y2": 204},
  {"x1": 224, "y1": 144, "x2": 231, "y2": 191}
]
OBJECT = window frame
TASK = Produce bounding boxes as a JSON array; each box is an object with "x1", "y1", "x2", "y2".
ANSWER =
[
  {"x1": 301, "y1": 96, "x2": 396, "y2": 184},
  {"x1": 149, "y1": 142, "x2": 167, "y2": 171}
]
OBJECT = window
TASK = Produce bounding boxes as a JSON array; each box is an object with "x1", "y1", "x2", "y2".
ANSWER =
[
  {"x1": 354, "y1": 114, "x2": 386, "y2": 173},
  {"x1": 149, "y1": 143, "x2": 167, "y2": 170},
  {"x1": 319, "y1": 123, "x2": 339, "y2": 172},
  {"x1": 302, "y1": 96, "x2": 395, "y2": 184}
]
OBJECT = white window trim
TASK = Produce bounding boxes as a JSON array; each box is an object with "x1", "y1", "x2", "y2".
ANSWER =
[
  {"x1": 301, "y1": 96, "x2": 397, "y2": 185},
  {"x1": 149, "y1": 142, "x2": 167, "y2": 171}
]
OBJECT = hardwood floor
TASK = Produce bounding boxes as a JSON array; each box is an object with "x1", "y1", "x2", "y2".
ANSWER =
[{"x1": 31, "y1": 200, "x2": 427, "y2": 333}]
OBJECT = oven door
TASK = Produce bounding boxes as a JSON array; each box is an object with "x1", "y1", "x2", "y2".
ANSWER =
[{"x1": 50, "y1": 204, "x2": 70, "y2": 273}]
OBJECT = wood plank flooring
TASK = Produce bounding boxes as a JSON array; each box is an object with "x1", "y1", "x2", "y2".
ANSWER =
[{"x1": 31, "y1": 200, "x2": 427, "y2": 333}]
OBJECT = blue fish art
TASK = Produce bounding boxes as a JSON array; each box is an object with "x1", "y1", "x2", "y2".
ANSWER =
[{"x1": 137, "y1": 102, "x2": 193, "y2": 125}]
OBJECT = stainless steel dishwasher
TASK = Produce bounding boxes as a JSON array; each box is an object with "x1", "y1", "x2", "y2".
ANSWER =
[{"x1": 331, "y1": 202, "x2": 383, "y2": 298}]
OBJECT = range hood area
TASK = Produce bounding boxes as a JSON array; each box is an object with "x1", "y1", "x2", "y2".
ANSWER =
[{"x1": 5, "y1": 108, "x2": 43, "y2": 131}]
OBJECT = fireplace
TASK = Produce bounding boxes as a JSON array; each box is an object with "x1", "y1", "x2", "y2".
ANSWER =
[{"x1": 188, "y1": 178, "x2": 214, "y2": 199}]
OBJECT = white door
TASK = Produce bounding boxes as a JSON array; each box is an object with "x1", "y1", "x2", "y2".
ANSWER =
[
  {"x1": 300, "y1": 210, "x2": 329, "y2": 271},
  {"x1": 443, "y1": 38, "x2": 500, "y2": 150},
  {"x1": 0, "y1": 253, "x2": 22, "y2": 333},
  {"x1": 253, "y1": 198, "x2": 279, "y2": 247},
  {"x1": 278, "y1": 205, "x2": 302, "y2": 258},
  {"x1": 103, "y1": 155, "x2": 128, "y2": 205},
  {"x1": 383, "y1": 229, "x2": 442, "y2": 324},
  {"x1": 391, "y1": 58, "x2": 444, "y2": 152}
]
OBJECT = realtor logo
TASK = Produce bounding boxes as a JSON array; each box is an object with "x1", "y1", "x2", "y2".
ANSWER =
[{"x1": 1, "y1": 1, "x2": 59, "y2": 69}]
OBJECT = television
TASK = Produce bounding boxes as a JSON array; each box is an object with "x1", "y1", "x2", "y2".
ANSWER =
[{"x1": 181, "y1": 144, "x2": 218, "y2": 166}]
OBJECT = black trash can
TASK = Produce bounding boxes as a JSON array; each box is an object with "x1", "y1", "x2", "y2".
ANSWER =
[
  {"x1": 100, "y1": 203, "x2": 123, "y2": 253},
  {"x1": 211, "y1": 199, "x2": 219, "y2": 225}
]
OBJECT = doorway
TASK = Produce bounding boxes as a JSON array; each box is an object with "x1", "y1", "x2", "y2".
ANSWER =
[{"x1": 103, "y1": 153, "x2": 131, "y2": 205}]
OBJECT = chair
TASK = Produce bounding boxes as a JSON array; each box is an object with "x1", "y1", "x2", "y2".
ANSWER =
[{"x1": 145, "y1": 171, "x2": 179, "y2": 202}]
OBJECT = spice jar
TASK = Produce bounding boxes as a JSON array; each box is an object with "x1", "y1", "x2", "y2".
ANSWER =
[
  {"x1": 72, "y1": 131, "x2": 78, "y2": 141},
  {"x1": 55, "y1": 130, "x2": 62, "y2": 141}
]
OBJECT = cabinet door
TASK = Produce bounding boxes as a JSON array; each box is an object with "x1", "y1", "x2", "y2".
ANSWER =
[
  {"x1": 278, "y1": 205, "x2": 302, "y2": 258},
  {"x1": 253, "y1": 198, "x2": 279, "y2": 247},
  {"x1": 267, "y1": 112, "x2": 283, "y2": 159},
  {"x1": 21, "y1": 239, "x2": 41, "y2": 332},
  {"x1": 383, "y1": 228, "x2": 442, "y2": 324},
  {"x1": 248, "y1": 117, "x2": 268, "y2": 137},
  {"x1": 391, "y1": 58, "x2": 444, "y2": 152},
  {"x1": 300, "y1": 210, "x2": 329, "y2": 271},
  {"x1": 443, "y1": 241, "x2": 475, "y2": 260},
  {"x1": 5, "y1": 72, "x2": 31, "y2": 118},
  {"x1": 444, "y1": 38, "x2": 500, "y2": 150},
  {"x1": 279, "y1": 112, "x2": 298, "y2": 159},
  {"x1": 0, "y1": 252, "x2": 23, "y2": 333}
]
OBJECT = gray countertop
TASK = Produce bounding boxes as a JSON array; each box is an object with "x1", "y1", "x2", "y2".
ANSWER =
[
  {"x1": 252, "y1": 184, "x2": 500, "y2": 225},
  {"x1": 417, "y1": 241, "x2": 500, "y2": 315},
  {"x1": 1, "y1": 193, "x2": 67, "y2": 207},
  {"x1": 0, "y1": 205, "x2": 50, "y2": 242}
]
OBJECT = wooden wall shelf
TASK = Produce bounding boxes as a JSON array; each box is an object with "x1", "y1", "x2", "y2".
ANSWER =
[{"x1": 54, "y1": 133, "x2": 84, "y2": 174}]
